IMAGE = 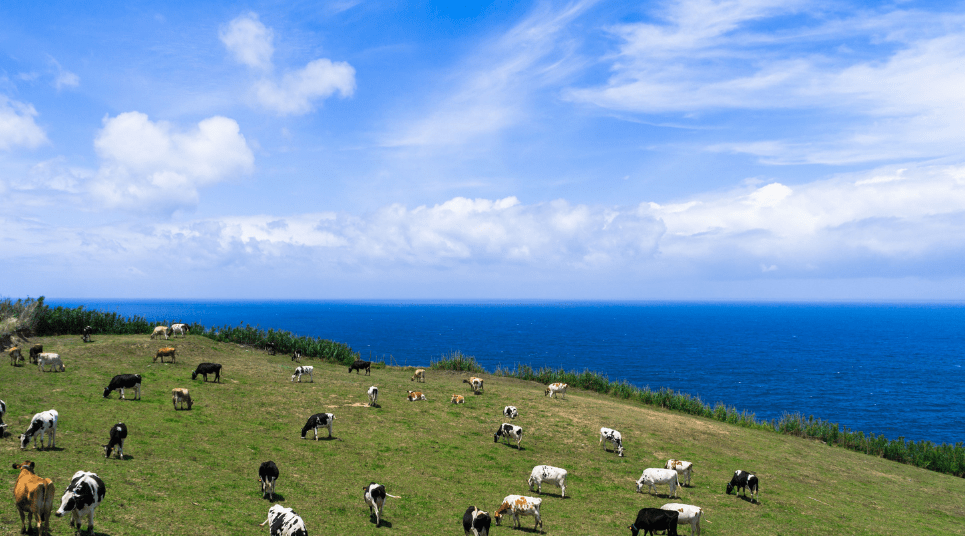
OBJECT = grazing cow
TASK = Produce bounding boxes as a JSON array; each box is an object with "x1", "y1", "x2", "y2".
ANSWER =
[
  {"x1": 503, "y1": 405, "x2": 518, "y2": 419},
  {"x1": 407, "y1": 390, "x2": 426, "y2": 401},
  {"x1": 81, "y1": 325, "x2": 93, "y2": 342},
  {"x1": 259, "y1": 461, "x2": 279, "y2": 500},
  {"x1": 493, "y1": 495, "x2": 542, "y2": 530},
  {"x1": 259, "y1": 504, "x2": 307, "y2": 536},
  {"x1": 349, "y1": 359, "x2": 372, "y2": 375},
  {"x1": 463, "y1": 376, "x2": 484, "y2": 393},
  {"x1": 494, "y1": 423, "x2": 523, "y2": 448},
  {"x1": 368, "y1": 386, "x2": 379, "y2": 406},
  {"x1": 265, "y1": 342, "x2": 276, "y2": 356},
  {"x1": 192, "y1": 363, "x2": 223, "y2": 382},
  {"x1": 463, "y1": 506, "x2": 491, "y2": 536},
  {"x1": 363, "y1": 482, "x2": 401, "y2": 527},
  {"x1": 529, "y1": 465, "x2": 568, "y2": 497},
  {"x1": 636, "y1": 468, "x2": 679, "y2": 498},
  {"x1": 12, "y1": 461, "x2": 55, "y2": 536},
  {"x1": 300, "y1": 413, "x2": 334, "y2": 440},
  {"x1": 600, "y1": 427, "x2": 625, "y2": 457},
  {"x1": 666, "y1": 459, "x2": 694, "y2": 487},
  {"x1": 172, "y1": 388, "x2": 193, "y2": 410},
  {"x1": 55, "y1": 470, "x2": 106, "y2": 536},
  {"x1": 171, "y1": 323, "x2": 188, "y2": 338},
  {"x1": 37, "y1": 352, "x2": 65, "y2": 372},
  {"x1": 726, "y1": 470, "x2": 759, "y2": 502},
  {"x1": 9, "y1": 346, "x2": 23, "y2": 365},
  {"x1": 628, "y1": 508, "x2": 679, "y2": 536},
  {"x1": 29, "y1": 344, "x2": 43, "y2": 364},
  {"x1": 20, "y1": 409, "x2": 58, "y2": 450},
  {"x1": 661, "y1": 503, "x2": 703, "y2": 536},
  {"x1": 0, "y1": 399, "x2": 6, "y2": 432},
  {"x1": 103, "y1": 374, "x2": 142, "y2": 400},
  {"x1": 150, "y1": 325, "x2": 169, "y2": 340},
  {"x1": 544, "y1": 382, "x2": 568, "y2": 399},
  {"x1": 411, "y1": 368, "x2": 426, "y2": 382},
  {"x1": 451, "y1": 394, "x2": 465, "y2": 404},
  {"x1": 103, "y1": 423, "x2": 128, "y2": 459},
  {"x1": 290, "y1": 365, "x2": 313, "y2": 383},
  {"x1": 154, "y1": 347, "x2": 176, "y2": 363},
  {"x1": 291, "y1": 350, "x2": 301, "y2": 362}
]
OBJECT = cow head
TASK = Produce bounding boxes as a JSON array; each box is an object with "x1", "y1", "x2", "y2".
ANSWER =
[
  {"x1": 56, "y1": 488, "x2": 79, "y2": 517},
  {"x1": 19, "y1": 432, "x2": 30, "y2": 449},
  {"x1": 191, "y1": 370, "x2": 199, "y2": 380},
  {"x1": 12, "y1": 460, "x2": 35, "y2": 472},
  {"x1": 103, "y1": 444, "x2": 114, "y2": 458},
  {"x1": 726, "y1": 482, "x2": 735, "y2": 495},
  {"x1": 103, "y1": 387, "x2": 112, "y2": 398}
]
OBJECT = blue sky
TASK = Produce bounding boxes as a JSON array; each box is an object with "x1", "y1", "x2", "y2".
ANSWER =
[{"x1": 3, "y1": 0, "x2": 965, "y2": 300}]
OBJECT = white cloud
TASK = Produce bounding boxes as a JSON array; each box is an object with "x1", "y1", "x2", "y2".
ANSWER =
[
  {"x1": 220, "y1": 12, "x2": 355, "y2": 115},
  {"x1": 0, "y1": 95, "x2": 47, "y2": 150},
  {"x1": 253, "y1": 59, "x2": 355, "y2": 115},
  {"x1": 48, "y1": 56, "x2": 80, "y2": 90},
  {"x1": 89, "y1": 112, "x2": 254, "y2": 214},
  {"x1": 219, "y1": 12, "x2": 274, "y2": 70}
]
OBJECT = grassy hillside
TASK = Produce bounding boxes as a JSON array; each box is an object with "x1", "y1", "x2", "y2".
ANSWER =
[{"x1": 2, "y1": 335, "x2": 963, "y2": 535}]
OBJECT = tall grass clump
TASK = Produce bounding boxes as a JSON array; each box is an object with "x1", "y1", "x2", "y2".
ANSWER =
[
  {"x1": 193, "y1": 323, "x2": 359, "y2": 366},
  {"x1": 0, "y1": 296, "x2": 47, "y2": 342},
  {"x1": 429, "y1": 350, "x2": 486, "y2": 373}
]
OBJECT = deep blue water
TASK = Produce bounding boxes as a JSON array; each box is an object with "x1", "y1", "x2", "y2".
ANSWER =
[{"x1": 48, "y1": 299, "x2": 965, "y2": 445}]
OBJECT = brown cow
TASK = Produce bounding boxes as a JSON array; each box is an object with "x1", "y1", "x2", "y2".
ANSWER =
[
  {"x1": 12, "y1": 460, "x2": 55, "y2": 535},
  {"x1": 9, "y1": 347, "x2": 23, "y2": 366},
  {"x1": 154, "y1": 347, "x2": 176, "y2": 363}
]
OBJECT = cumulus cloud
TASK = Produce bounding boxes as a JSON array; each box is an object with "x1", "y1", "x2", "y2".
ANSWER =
[
  {"x1": 219, "y1": 12, "x2": 274, "y2": 70},
  {"x1": 89, "y1": 112, "x2": 254, "y2": 214},
  {"x1": 0, "y1": 95, "x2": 47, "y2": 150},
  {"x1": 221, "y1": 12, "x2": 355, "y2": 115}
]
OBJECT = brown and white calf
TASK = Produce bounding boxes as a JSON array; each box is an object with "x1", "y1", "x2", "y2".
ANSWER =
[
  {"x1": 544, "y1": 382, "x2": 567, "y2": 399},
  {"x1": 666, "y1": 459, "x2": 694, "y2": 487},
  {"x1": 154, "y1": 347, "x2": 176, "y2": 363},
  {"x1": 451, "y1": 394, "x2": 465, "y2": 404},
  {"x1": 407, "y1": 390, "x2": 426, "y2": 401},
  {"x1": 493, "y1": 495, "x2": 542, "y2": 530},
  {"x1": 463, "y1": 376, "x2": 484, "y2": 393},
  {"x1": 9, "y1": 346, "x2": 23, "y2": 365},
  {"x1": 172, "y1": 388, "x2": 193, "y2": 410}
]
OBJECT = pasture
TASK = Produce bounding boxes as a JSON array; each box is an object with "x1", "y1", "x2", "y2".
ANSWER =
[{"x1": 2, "y1": 334, "x2": 963, "y2": 535}]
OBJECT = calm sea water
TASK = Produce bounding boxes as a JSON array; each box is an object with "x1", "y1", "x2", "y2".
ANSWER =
[{"x1": 48, "y1": 299, "x2": 965, "y2": 445}]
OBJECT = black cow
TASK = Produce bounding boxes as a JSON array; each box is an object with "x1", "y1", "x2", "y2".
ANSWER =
[
  {"x1": 103, "y1": 374, "x2": 142, "y2": 400},
  {"x1": 349, "y1": 360, "x2": 372, "y2": 375},
  {"x1": 628, "y1": 508, "x2": 678, "y2": 536},
  {"x1": 259, "y1": 461, "x2": 279, "y2": 500},
  {"x1": 103, "y1": 423, "x2": 127, "y2": 459},
  {"x1": 29, "y1": 344, "x2": 43, "y2": 364},
  {"x1": 265, "y1": 342, "x2": 276, "y2": 356},
  {"x1": 300, "y1": 413, "x2": 335, "y2": 440},
  {"x1": 463, "y1": 505, "x2": 492, "y2": 536},
  {"x1": 192, "y1": 363, "x2": 223, "y2": 382},
  {"x1": 726, "y1": 469, "x2": 759, "y2": 502},
  {"x1": 82, "y1": 325, "x2": 93, "y2": 342},
  {"x1": 55, "y1": 470, "x2": 106, "y2": 536}
]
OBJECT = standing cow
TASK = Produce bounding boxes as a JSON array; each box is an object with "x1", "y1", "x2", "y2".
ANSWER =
[
  {"x1": 301, "y1": 413, "x2": 334, "y2": 440},
  {"x1": 259, "y1": 461, "x2": 279, "y2": 501},
  {"x1": 463, "y1": 505, "x2": 491, "y2": 536},
  {"x1": 20, "y1": 409, "x2": 58, "y2": 450},
  {"x1": 363, "y1": 482, "x2": 401, "y2": 527},
  {"x1": 103, "y1": 423, "x2": 128, "y2": 459},
  {"x1": 12, "y1": 460, "x2": 55, "y2": 536},
  {"x1": 56, "y1": 470, "x2": 106, "y2": 536}
]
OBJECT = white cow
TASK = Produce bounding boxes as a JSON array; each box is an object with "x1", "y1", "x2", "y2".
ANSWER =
[
  {"x1": 661, "y1": 503, "x2": 704, "y2": 536},
  {"x1": 20, "y1": 410, "x2": 58, "y2": 450},
  {"x1": 291, "y1": 366, "x2": 314, "y2": 383},
  {"x1": 636, "y1": 468, "x2": 679, "y2": 497},
  {"x1": 171, "y1": 323, "x2": 189, "y2": 338},
  {"x1": 600, "y1": 427, "x2": 625, "y2": 457},
  {"x1": 259, "y1": 504, "x2": 307, "y2": 536},
  {"x1": 37, "y1": 353, "x2": 65, "y2": 372},
  {"x1": 528, "y1": 465, "x2": 567, "y2": 497},
  {"x1": 544, "y1": 382, "x2": 567, "y2": 399},
  {"x1": 666, "y1": 459, "x2": 694, "y2": 487},
  {"x1": 493, "y1": 495, "x2": 542, "y2": 530},
  {"x1": 368, "y1": 386, "x2": 379, "y2": 406},
  {"x1": 150, "y1": 326, "x2": 169, "y2": 340}
]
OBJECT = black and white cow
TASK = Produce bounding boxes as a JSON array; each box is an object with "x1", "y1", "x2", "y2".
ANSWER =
[
  {"x1": 103, "y1": 374, "x2": 142, "y2": 400},
  {"x1": 463, "y1": 505, "x2": 492, "y2": 536},
  {"x1": 363, "y1": 482, "x2": 401, "y2": 527},
  {"x1": 600, "y1": 427, "x2": 625, "y2": 457},
  {"x1": 20, "y1": 409, "x2": 58, "y2": 450},
  {"x1": 300, "y1": 413, "x2": 334, "y2": 440},
  {"x1": 368, "y1": 386, "x2": 379, "y2": 406},
  {"x1": 628, "y1": 508, "x2": 679, "y2": 536},
  {"x1": 265, "y1": 342, "x2": 276, "y2": 355},
  {"x1": 726, "y1": 470, "x2": 759, "y2": 502},
  {"x1": 82, "y1": 325, "x2": 93, "y2": 342},
  {"x1": 56, "y1": 470, "x2": 106, "y2": 536},
  {"x1": 503, "y1": 406, "x2": 518, "y2": 419},
  {"x1": 291, "y1": 366, "x2": 313, "y2": 383},
  {"x1": 493, "y1": 423, "x2": 523, "y2": 449},
  {"x1": 291, "y1": 350, "x2": 302, "y2": 362},
  {"x1": 259, "y1": 461, "x2": 279, "y2": 500},
  {"x1": 103, "y1": 423, "x2": 127, "y2": 459},
  {"x1": 0, "y1": 399, "x2": 6, "y2": 433},
  {"x1": 259, "y1": 504, "x2": 307, "y2": 536},
  {"x1": 192, "y1": 363, "x2": 223, "y2": 382}
]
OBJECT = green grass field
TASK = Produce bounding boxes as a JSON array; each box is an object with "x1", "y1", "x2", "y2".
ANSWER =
[{"x1": 2, "y1": 334, "x2": 963, "y2": 535}]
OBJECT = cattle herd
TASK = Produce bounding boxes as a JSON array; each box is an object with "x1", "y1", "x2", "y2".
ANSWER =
[{"x1": 3, "y1": 325, "x2": 764, "y2": 536}]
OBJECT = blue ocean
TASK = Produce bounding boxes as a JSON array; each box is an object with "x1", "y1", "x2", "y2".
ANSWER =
[{"x1": 48, "y1": 299, "x2": 965, "y2": 445}]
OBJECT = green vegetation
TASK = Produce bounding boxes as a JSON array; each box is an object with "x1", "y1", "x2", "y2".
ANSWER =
[
  {"x1": 1, "y1": 334, "x2": 963, "y2": 535},
  {"x1": 429, "y1": 350, "x2": 486, "y2": 373}
]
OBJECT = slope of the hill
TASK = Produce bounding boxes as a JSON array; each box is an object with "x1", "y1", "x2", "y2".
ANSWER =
[{"x1": 2, "y1": 335, "x2": 962, "y2": 535}]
